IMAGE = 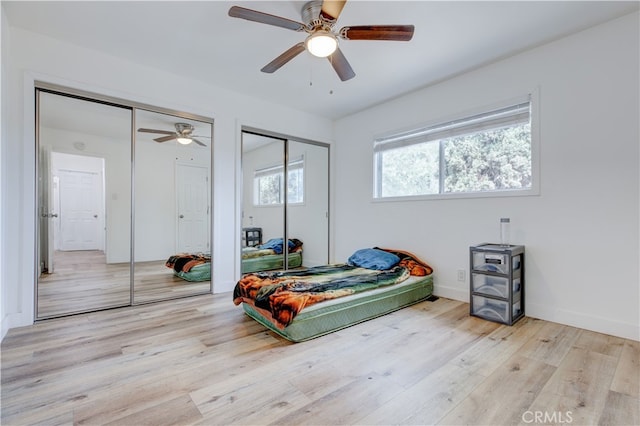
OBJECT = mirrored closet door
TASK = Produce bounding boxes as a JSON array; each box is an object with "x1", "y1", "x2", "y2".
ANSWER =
[
  {"x1": 286, "y1": 140, "x2": 329, "y2": 268},
  {"x1": 133, "y1": 109, "x2": 212, "y2": 303},
  {"x1": 241, "y1": 130, "x2": 329, "y2": 274},
  {"x1": 240, "y1": 133, "x2": 286, "y2": 273},
  {"x1": 37, "y1": 91, "x2": 133, "y2": 318},
  {"x1": 36, "y1": 88, "x2": 213, "y2": 319}
]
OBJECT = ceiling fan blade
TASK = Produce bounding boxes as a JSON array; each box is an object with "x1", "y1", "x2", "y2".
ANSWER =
[
  {"x1": 137, "y1": 128, "x2": 175, "y2": 135},
  {"x1": 228, "y1": 6, "x2": 306, "y2": 32},
  {"x1": 154, "y1": 135, "x2": 177, "y2": 143},
  {"x1": 320, "y1": 0, "x2": 347, "y2": 23},
  {"x1": 328, "y1": 47, "x2": 355, "y2": 81},
  {"x1": 339, "y1": 25, "x2": 415, "y2": 41},
  {"x1": 192, "y1": 138, "x2": 207, "y2": 147},
  {"x1": 261, "y1": 43, "x2": 306, "y2": 73}
]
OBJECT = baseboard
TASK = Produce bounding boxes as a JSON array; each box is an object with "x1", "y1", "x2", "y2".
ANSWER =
[
  {"x1": 213, "y1": 279, "x2": 236, "y2": 294},
  {"x1": 1, "y1": 314, "x2": 9, "y2": 342},
  {"x1": 1, "y1": 311, "x2": 35, "y2": 341},
  {"x1": 432, "y1": 287, "x2": 639, "y2": 342},
  {"x1": 527, "y1": 302, "x2": 639, "y2": 342},
  {"x1": 433, "y1": 284, "x2": 469, "y2": 303}
]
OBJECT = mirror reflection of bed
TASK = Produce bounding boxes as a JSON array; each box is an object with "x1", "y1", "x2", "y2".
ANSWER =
[{"x1": 241, "y1": 234, "x2": 304, "y2": 273}]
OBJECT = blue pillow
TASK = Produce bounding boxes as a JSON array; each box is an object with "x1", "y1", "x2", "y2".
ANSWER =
[
  {"x1": 258, "y1": 238, "x2": 294, "y2": 254},
  {"x1": 347, "y1": 248, "x2": 400, "y2": 270}
]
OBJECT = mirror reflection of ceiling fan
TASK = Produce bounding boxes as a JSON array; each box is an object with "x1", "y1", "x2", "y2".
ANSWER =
[
  {"x1": 137, "y1": 123, "x2": 209, "y2": 147},
  {"x1": 228, "y1": 0, "x2": 414, "y2": 81}
]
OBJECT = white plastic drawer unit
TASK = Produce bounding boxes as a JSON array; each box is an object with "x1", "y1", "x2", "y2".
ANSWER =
[
  {"x1": 471, "y1": 274, "x2": 521, "y2": 298},
  {"x1": 472, "y1": 251, "x2": 522, "y2": 274},
  {"x1": 469, "y1": 243, "x2": 525, "y2": 325},
  {"x1": 472, "y1": 295, "x2": 522, "y2": 324}
]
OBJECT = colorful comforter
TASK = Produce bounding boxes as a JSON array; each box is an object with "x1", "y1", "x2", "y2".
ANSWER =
[
  {"x1": 233, "y1": 264, "x2": 411, "y2": 328},
  {"x1": 165, "y1": 253, "x2": 210, "y2": 273}
]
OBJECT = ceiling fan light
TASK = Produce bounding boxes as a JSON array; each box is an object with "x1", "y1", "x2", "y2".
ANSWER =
[
  {"x1": 305, "y1": 31, "x2": 338, "y2": 58},
  {"x1": 177, "y1": 137, "x2": 192, "y2": 145}
]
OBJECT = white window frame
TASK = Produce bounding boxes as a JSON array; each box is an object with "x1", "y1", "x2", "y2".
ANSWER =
[
  {"x1": 373, "y1": 91, "x2": 540, "y2": 201},
  {"x1": 253, "y1": 156, "x2": 305, "y2": 206}
]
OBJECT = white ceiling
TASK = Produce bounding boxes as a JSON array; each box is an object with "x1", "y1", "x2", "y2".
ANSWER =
[{"x1": 4, "y1": 1, "x2": 638, "y2": 120}]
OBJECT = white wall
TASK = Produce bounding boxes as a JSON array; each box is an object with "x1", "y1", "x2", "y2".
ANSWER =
[
  {"x1": 0, "y1": 9, "x2": 8, "y2": 338},
  {"x1": 1, "y1": 24, "x2": 333, "y2": 337},
  {"x1": 333, "y1": 12, "x2": 639, "y2": 340}
]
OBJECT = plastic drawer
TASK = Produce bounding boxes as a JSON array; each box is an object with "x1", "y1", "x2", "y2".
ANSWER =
[
  {"x1": 472, "y1": 274, "x2": 507, "y2": 297},
  {"x1": 471, "y1": 295, "x2": 521, "y2": 324},
  {"x1": 472, "y1": 251, "x2": 508, "y2": 273},
  {"x1": 472, "y1": 252, "x2": 521, "y2": 274},
  {"x1": 472, "y1": 296, "x2": 508, "y2": 322},
  {"x1": 472, "y1": 274, "x2": 520, "y2": 298}
]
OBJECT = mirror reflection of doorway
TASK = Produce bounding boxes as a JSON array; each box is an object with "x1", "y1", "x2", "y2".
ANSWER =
[
  {"x1": 36, "y1": 88, "x2": 214, "y2": 319},
  {"x1": 177, "y1": 164, "x2": 210, "y2": 253},
  {"x1": 37, "y1": 91, "x2": 132, "y2": 318},
  {"x1": 55, "y1": 154, "x2": 105, "y2": 252}
]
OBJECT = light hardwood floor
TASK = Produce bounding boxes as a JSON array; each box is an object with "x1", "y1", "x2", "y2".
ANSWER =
[
  {"x1": 2, "y1": 294, "x2": 638, "y2": 425},
  {"x1": 38, "y1": 250, "x2": 210, "y2": 318}
]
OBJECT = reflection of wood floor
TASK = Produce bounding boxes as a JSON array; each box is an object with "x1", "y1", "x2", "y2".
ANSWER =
[{"x1": 37, "y1": 250, "x2": 210, "y2": 318}]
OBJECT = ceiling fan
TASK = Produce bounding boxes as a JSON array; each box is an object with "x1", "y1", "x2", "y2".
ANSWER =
[
  {"x1": 228, "y1": 0, "x2": 414, "y2": 81},
  {"x1": 137, "y1": 123, "x2": 209, "y2": 147}
]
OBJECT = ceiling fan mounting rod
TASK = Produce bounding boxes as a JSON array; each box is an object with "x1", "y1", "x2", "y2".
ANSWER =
[
  {"x1": 302, "y1": 0, "x2": 334, "y2": 32},
  {"x1": 175, "y1": 122, "x2": 194, "y2": 136}
]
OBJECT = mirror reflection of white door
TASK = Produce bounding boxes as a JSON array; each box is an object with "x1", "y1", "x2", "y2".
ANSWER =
[
  {"x1": 59, "y1": 169, "x2": 103, "y2": 251},
  {"x1": 177, "y1": 164, "x2": 209, "y2": 253}
]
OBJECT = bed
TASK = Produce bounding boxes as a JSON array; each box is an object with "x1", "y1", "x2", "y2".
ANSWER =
[
  {"x1": 233, "y1": 247, "x2": 434, "y2": 342},
  {"x1": 166, "y1": 238, "x2": 303, "y2": 282},
  {"x1": 241, "y1": 246, "x2": 302, "y2": 274}
]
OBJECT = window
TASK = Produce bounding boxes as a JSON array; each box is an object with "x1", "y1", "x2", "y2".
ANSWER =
[
  {"x1": 374, "y1": 97, "x2": 535, "y2": 199},
  {"x1": 254, "y1": 157, "x2": 304, "y2": 205}
]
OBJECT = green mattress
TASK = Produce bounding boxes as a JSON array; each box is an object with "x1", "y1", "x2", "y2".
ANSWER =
[
  {"x1": 242, "y1": 274, "x2": 433, "y2": 342},
  {"x1": 174, "y1": 262, "x2": 211, "y2": 282},
  {"x1": 241, "y1": 251, "x2": 302, "y2": 274}
]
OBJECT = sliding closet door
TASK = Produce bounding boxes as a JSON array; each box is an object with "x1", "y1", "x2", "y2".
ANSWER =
[
  {"x1": 287, "y1": 140, "x2": 329, "y2": 267},
  {"x1": 241, "y1": 132, "x2": 286, "y2": 272},
  {"x1": 240, "y1": 130, "x2": 329, "y2": 274},
  {"x1": 36, "y1": 90, "x2": 132, "y2": 319},
  {"x1": 133, "y1": 109, "x2": 213, "y2": 303}
]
